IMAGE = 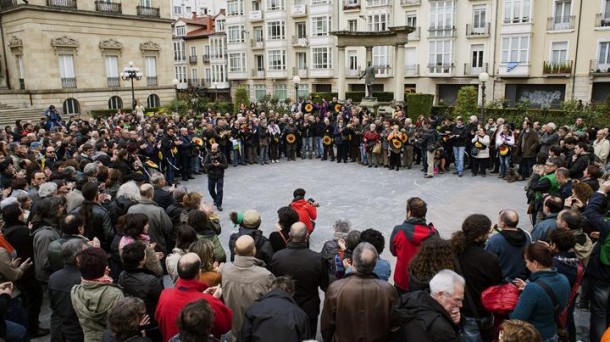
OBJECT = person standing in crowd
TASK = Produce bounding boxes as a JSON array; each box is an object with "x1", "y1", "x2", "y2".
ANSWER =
[
  {"x1": 450, "y1": 116, "x2": 469, "y2": 177},
  {"x1": 497, "y1": 123, "x2": 515, "y2": 179},
  {"x1": 486, "y1": 209, "x2": 531, "y2": 280},
  {"x1": 471, "y1": 127, "x2": 491, "y2": 177},
  {"x1": 419, "y1": 119, "x2": 438, "y2": 179},
  {"x1": 531, "y1": 195, "x2": 563, "y2": 242},
  {"x1": 515, "y1": 120, "x2": 540, "y2": 180},
  {"x1": 177, "y1": 127, "x2": 194, "y2": 182},
  {"x1": 151, "y1": 173, "x2": 175, "y2": 210},
  {"x1": 203, "y1": 143, "x2": 228, "y2": 212},
  {"x1": 160, "y1": 127, "x2": 181, "y2": 186},
  {"x1": 127, "y1": 184, "x2": 173, "y2": 255},
  {"x1": 169, "y1": 299, "x2": 218, "y2": 342},
  {"x1": 593, "y1": 129, "x2": 609, "y2": 166},
  {"x1": 289, "y1": 188, "x2": 318, "y2": 235},
  {"x1": 390, "y1": 197, "x2": 438, "y2": 294}
]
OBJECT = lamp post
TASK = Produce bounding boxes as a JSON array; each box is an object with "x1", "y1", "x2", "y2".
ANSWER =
[
  {"x1": 292, "y1": 75, "x2": 300, "y2": 107},
  {"x1": 172, "y1": 78, "x2": 179, "y2": 99},
  {"x1": 478, "y1": 72, "x2": 490, "y2": 122},
  {"x1": 120, "y1": 61, "x2": 143, "y2": 110}
]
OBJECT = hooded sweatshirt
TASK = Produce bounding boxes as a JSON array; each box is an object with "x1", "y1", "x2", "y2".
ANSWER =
[
  {"x1": 70, "y1": 281, "x2": 124, "y2": 342},
  {"x1": 485, "y1": 228, "x2": 531, "y2": 280}
]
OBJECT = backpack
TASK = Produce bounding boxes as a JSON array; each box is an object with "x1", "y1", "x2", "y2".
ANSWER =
[{"x1": 600, "y1": 231, "x2": 610, "y2": 267}]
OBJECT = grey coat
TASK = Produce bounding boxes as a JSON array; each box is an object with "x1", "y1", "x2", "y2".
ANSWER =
[{"x1": 127, "y1": 199, "x2": 173, "y2": 253}]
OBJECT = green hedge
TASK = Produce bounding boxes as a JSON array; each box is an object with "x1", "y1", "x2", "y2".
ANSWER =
[
  {"x1": 406, "y1": 93, "x2": 434, "y2": 119},
  {"x1": 90, "y1": 107, "x2": 161, "y2": 118}
]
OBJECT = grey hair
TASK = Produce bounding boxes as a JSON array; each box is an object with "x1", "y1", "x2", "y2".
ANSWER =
[
  {"x1": 173, "y1": 186, "x2": 188, "y2": 202},
  {"x1": 61, "y1": 239, "x2": 88, "y2": 265},
  {"x1": 115, "y1": 181, "x2": 142, "y2": 201},
  {"x1": 547, "y1": 122, "x2": 557, "y2": 131},
  {"x1": 83, "y1": 163, "x2": 98, "y2": 176},
  {"x1": 429, "y1": 269, "x2": 465, "y2": 297},
  {"x1": 38, "y1": 182, "x2": 58, "y2": 198},
  {"x1": 352, "y1": 242, "x2": 378, "y2": 275},
  {"x1": 150, "y1": 172, "x2": 165, "y2": 186},
  {"x1": 333, "y1": 219, "x2": 351, "y2": 238},
  {"x1": 289, "y1": 222, "x2": 308, "y2": 242}
]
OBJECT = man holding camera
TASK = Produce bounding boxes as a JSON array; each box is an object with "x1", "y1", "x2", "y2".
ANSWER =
[
  {"x1": 290, "y1": 188, "x2": 318, "y2": 234},
  {"x1": 204, "y1": 143, "x2": 228, "y2": 211}
]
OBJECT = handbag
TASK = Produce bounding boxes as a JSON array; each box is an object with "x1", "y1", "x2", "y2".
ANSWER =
[
  {"x1": 470, "y1": 146, "x2": 480, "y2": 157},
  {"x1": 480, "y1": 283, "x2": 520, "y2": 315},
  {"x1": 372, "y1": 142, "x2": 382, "y2": 154}
]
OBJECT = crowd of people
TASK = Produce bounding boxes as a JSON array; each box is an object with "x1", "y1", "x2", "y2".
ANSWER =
[{"x1": 0, "y1": 101, "x2": 607, "y2": 342}]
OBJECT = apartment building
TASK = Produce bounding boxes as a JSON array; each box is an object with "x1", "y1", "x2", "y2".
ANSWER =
[
  {"x1": 224, "y1": 0, "x2": 610, "y2": 108},
  {"x1": 170, "y1": 0, "x2": 226, "y2": 19},
  {"x1": 0, "y1": 0, "x2": 174, "y2": 114}
]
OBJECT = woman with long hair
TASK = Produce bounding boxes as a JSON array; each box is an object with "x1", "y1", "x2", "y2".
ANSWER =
[
  {"x1": 74, "y1": 182, "x2": 113, "y2": 251},
  {"x1": 166, "y1": 225, "x2": 199, "y2": 282},
  {"x1": 408, "y1": 237, "x2": 455, "y2": 292},
  {"x1": 188, "y1": 210, "x2": 225, "y2": 263},
  {"x1": 268, "y1": 206, "x2": 300, "y2": 253},
  {"x1": 118, "y1": 213, "x2": 163, "y2": 277},
  {"x1": 189, "y1": 239, "x2": 221, "y2": 287}
]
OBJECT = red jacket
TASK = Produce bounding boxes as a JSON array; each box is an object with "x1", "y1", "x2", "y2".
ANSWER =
[
  {"x1": 390, "y1": 218, "x2": 437, "y2": 291},
  {"x1": 290, "y1": 199, "x2": 317, "y2": 233},
  {"x1": 155, "y1": 278, "x2": 232, "y2": 341}
]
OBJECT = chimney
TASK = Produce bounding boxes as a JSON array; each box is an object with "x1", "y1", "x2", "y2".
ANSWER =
[
  {"x1": 192, "y1": 11, "x2": 197, "y2": 19},
  {"x1": 207, "y1": 16, "x2": 214, "y2": 32}
]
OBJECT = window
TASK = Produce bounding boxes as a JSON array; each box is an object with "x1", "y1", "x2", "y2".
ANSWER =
[
  {"x1": 58, "y1": 54, "x2": 76, "y2": 88},
  {"x1": 296, "y1": 52, "x2": 307, "y2": 70},
  {"x1": 254, "y1": 84, "x2": 266, "y2": 100},
  {"x1": 428, "y1": 40, "x2": 453, "y2": 69},
  {"x1": 273, "y1": 84, "x2": 287, "y2": 100},
  {"x1": 227, "y1": 0, "x2": 243, "y2": 15},
  {"x1": 471, "y1": 44, "x2": 484, "y2": 67},
  {"x1": 211, "y1": 64, "x2": 226, "y2": 83},
  {"x1": 175, "y1": 65, "x2": 187, "y2": 82},
  {"x1": 267, "y1": 21, "x2": 285, "y2": 40},
  {"x1": 429, "y1": 1, "x2": 454, "y2": 30},
  {"x1": 173, "y1": 6, "x2": 182, "y2": 15},
  {"x1": 554, "y1": 0, "x2": 571, "y2": 19},
  {"x1": 108, "y1": 96, "x2": 122, "y2": 110},
  {"x1": 473, "y1": 5, "x2": 486, "y2": 29},
  {"x1": 190, "y1": 46, "x2": 196, "y2": 57},
  {"x1": 368, "y1": 13, "x2": 388, "y2": 31},
  {"x1": 405, "y1": 11, "x2": 416, "y2": 27},
  {"x1": 210, "y1": 37, "x2": 225, "y2": 59},
  {"x1": 145, "y1": 56, "x2": 157, "y2": 85},
  {"x1": 367, "y1": 0, "x2": 388, "y2": 6},
  {"x1": 373, "y1": 46, "x2": 390, "y2": 68},
  {"x1": 312, "y1": 47, "x2": 332, "y2": 69},
  {"x1": 312, "y1": 0, "x2": 330, "y2": 4},
  {"x1": 501, "y1": 35, "x2": 530, "y2": 63},
  {"x1": 185, "y1": 6, "x2": 191, "y2": 13},
  {"x1": 252, "y1": 0, "x2": 260, "y2": 10},
  {"x1": 405, "y1": 47, "x2": 417, "y2": 73},
  {"x1": 267, "y1": 0, "x2": 284, "y2": 10},
  {"x1": 140, "y1": 0, "x2": 151, "y2": 7},
  {"x1": 255, "y1": 55, "x2": 264, "y2": 71},
  {"x1": 296, "y1": 22, "x2": 307, "y2": 38},
  {"x1": 147, "y1": 94, "x2": 160, "y2": 107},
  {"x1": 16, "y1": 55, "x2": 24, "y2": 89},
  {"x1": 348, "y1": 20, "x2": 357, "y2": 31},
  {"x1": 216, "y1": 19, "x2": 225, "y2": 32},
  {"x1": 503, "y1": 0, "x2": 532, "y2": 23},
  {"x1": 200, "y1": 7, "x2": 207, "y2": 15},
  {"x1": 551, "y1": 41, "x2": 568, "y2": 63},
  {"x1": 228, "y1": 53, "x2": 246, "y2": 72},
  {"x1": 63, "y1": 98, "x2": 80, "y2": 115},
  {"x1": 598, "y1": 41, "x2": 610, "y2": 64},
  {"x1": 605, "y1": 0, "x2": 610, "y2": 18},
  {"x1": 176, "y1": 26, "x2": 186, "y2": 36},
  {"x1": 297, "y1": 84, "x2": 309, "y2": 99},
  {"x1": 173, "y1": 41, "x2": 186, "y2": 62},
  {"x1": 348, "y1": 50, "x2": 358, "y2": 70},
  {"x1": 227, "y1": 25, "x2": 245, "y2": 43},
  {"x1": 268, "y1": 49, "x2": 286, "y2": 70},
  {"x1": 190, "y1": 68, "x2": 198, "y2": 85},
  {"x1": 254, "y1": 27, "x2": 264, "y2": 42},
  {"x1": 312, "y1": 16, "x2": 331, "y2": 36},
  {"x1": 105, "y1": 56, "x2": 119, "y2": 86}
]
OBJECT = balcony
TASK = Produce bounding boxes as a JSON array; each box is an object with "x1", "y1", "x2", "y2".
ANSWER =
[
  {"x1": 107, "y1": 77, "x2": 120, "y2": 87},
  {"x1": 542, "y1": 61, "x2": 572, "y2": 76},
  {"x1": 47, "y1": 0, "x2": 76, "y2": 9},
  {"x1": 401, "y1": 0, "x2": 420, "y2": 6},
  {"x1": 95, "y1": 1, "x2": 121, "y2": 13},
  {"x1": 428, "y1": 26, "x2": 456, "y2": 38},
  {"x1": 189, "y1": 55, "x2": 197, "y2": 64},
  {"x1": 346, "y1": 67, "x2": 361, "y2": 78},
  {"x1": 503, "y1": 16, "x2": 531, "y2": 24},
  {"x1": 18, "y1": 78, "x2": 24, "y2": 90},
  {"x1": 547, "y1": 16, "x2": 575, "y2": 31},
  {"x1": 250, "y1": 39, "x2": 264, "y2": 49},
  {"x1": 292, "y1": 67, "x2": 308, "y2": 78},
  {"x1": 249, "y1": 10, "x2": 263, "y2": 21},
  {"x1": 343, "y1": 1, "x2": 360, "y2": 11},
  {"x1": 291, "y1": 4, "x2": 306, "y2": 16},
  {"x1": 595, "y1": 14, "x2": 610, "y2": 28},
  {"x1": 61, "y1": 77, "x2": 76, "y2": 89},
  {"x1": 188, "y1": 79, "x2": 201, "y2": 88},
  {"x1": 427, "y1": 64, "x2": 454, "y2": 75},
  {"x1": 146, "y1": 76, "x2": 157, "y2": 86},
  {"x1": 404, "y1": 64, "x2": 419, "y2": 77},
  {"x1": 408, "y1": 27, "x2": 420, "y2": 41},
  {"x1": 466, "y1": 23, "x2": 490, "y2": 37},
  {"x1": 291, "y1": 36, "x2": 308, "y2": 47},
  {"x1": 366, "y1": 0, "x2": 391, "y2": 7},
  {"x1": 498, "y1": 63, "x2": 530, "y2": 77},
  {"x1": 464, "y1": 63, "x2": 488, "y2": 76},
  {"x1": 137, "y1": 5, "x2": 159, "y2": 17},
  {"x1": 251, "y1": 69, "x2": 265, "y2": 78},
  {"x1": 590, "y1": 59, "x2": 610, "y2": 76},
  {"x1": 202, "y1": 55, "x2": 210, "y2": 63}
]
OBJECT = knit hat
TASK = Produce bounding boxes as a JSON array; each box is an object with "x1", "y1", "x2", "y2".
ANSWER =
[{"x1": 242, "y1": 209, "x2": 261, "y2": 229}]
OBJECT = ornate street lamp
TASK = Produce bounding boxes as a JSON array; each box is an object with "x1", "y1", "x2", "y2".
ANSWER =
[
  {"x1": 292, "y1": 75, "x2": 300, "y2": 106},
  {"x1": 120, "y1": 61, "x2": 143, "y2": 110},
  {"x1": 478, "y1": 72, "x2": 490, "y2": 122}
]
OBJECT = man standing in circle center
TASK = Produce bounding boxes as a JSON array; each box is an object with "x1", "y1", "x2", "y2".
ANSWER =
[
  {"x1": 203, "y1": 143, "x2": 228, "y2": 212},
  {"x1": 290, "y1": 188, "x2": 318, "y2": 235}
]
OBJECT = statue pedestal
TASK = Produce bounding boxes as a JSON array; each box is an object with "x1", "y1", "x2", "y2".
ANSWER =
[{"x1": 360, "y1": 97, "x2": 378, "y2": 108}]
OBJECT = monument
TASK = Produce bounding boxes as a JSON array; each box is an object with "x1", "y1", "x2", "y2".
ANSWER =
[{"x1": 360, "y1": 62, "x2": 376, "y2": 100}]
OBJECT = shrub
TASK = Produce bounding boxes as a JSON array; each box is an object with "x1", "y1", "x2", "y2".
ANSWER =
[
  {"x1": 454, "y1": 86, "x2": 479, "y2": 118},
  {"x1": 406, "y1": 93, "x2": 434, "y2": 119},
  {"x1": 233, "y1": 87, "x2": 249, "y2": 109}
]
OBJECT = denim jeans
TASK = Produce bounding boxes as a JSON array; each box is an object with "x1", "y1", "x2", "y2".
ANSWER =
[
  {"x1": 453, "y1": 146, "x2": 466, "y2": 173},
  {"x1": 499, "y1": 155, "x2": 511, "y2": 177},
  {"x1": 231, "y1": 149, "x2": 240, "y2": 166},
  {"x1": 590, "y1": 277, "x2": 610, "y2": 342},
  {"x1": 360, "y1": 144, "x2": 368, "y2": 164},
  {"x1": 5, "y1": 320, "x2": 28, "y2": 342},
  {"x1": 259, "y1": 145, "x2": 269, "y2": 164},
  {"x1": 301, "y1": 137, "x2": 313, "y2": 158},
  {"x1": 460, "y1": 316, "x2": 484, "y2": 342},
  {"x1": 314, "y1": 137, "x2": 323, "y2": 157},
  {"x1": 191, "y1": 154, "x2": 200, "y2": 173},
  {"x1": 164, "y1": 156, "x2": 176, "y2": 184},
  {"x1": 208, "y1": 177, "x2": 224, "y2": 207}
]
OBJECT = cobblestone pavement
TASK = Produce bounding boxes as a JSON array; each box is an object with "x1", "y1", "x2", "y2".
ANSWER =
[{"x1": 34, "y1": 158, "x2": 591, "y2": 341}]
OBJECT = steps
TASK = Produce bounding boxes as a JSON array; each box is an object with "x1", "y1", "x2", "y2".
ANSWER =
[{"x1": 0, "y1": 107, "x2": 46, "y2": 128}]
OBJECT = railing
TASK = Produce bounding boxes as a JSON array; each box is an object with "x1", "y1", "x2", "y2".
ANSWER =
[
  {"x1": 18, "y1": 78, "x2": 24, "y2": 90},
  {"x1": 137, "y1": 5, "x2": 159, "y2": 17},
  {"x1": 146, "y1": 76, "x2": 157, "y2": 86},
  {"x1": 590, "y1": 59, "x2": 610, "y2": 75},
  {"x1": 251, "y1": 69, "x2": 265, "y2": 78},
  {"x1": 375, "y1": 65, "x2": 391, "y2": 76},
  {"x1": 428, "y1": 64, "x2": 454, "y2": 74},
  {"x1": 408, "y1": 27, "x2": 420, "y2": 41},
  {"x1": 343, "y1": 1, "x2": 360, "y2": 10},
  {"x1": 543, "y1": 60, "x2": 573, "y2": 75},
  {"x1": 595, "y1": 13, "x2": 610, "y2": 28},
  {"x1": 189, "y1": 55, "x2": 197, "y2": 64},
  {"x1": 47, "y1": 0, "x2": 76, "y2": 8},
  {"x1": 61, "y1": 77, "x2": 77, "y2": 88},
  {"x1": 404, "y1": 64, "x2": 419, "y2": 76},
  {"x1": 292, "y1": 67, "x2": 308, "y2": 78},
  {"x1": 428, "y1": 26, "x2": 456, "y2": 38},
  {"x1": 107, "y1": 77, "x2": 120, "y2": 87},
  {"x1": 366, "y1": 0, "x2": 391, "y2": 7},
  {"x1": 250, "y1": 39, "x2": 264, "y2": 49},
  {"x1": 464, "y1": 63, "x2": 488, "y2": 76},
  {"x1": 249, "y1": 10, "x2": 263, "y2": 21},
  {"x1": 291, "y1": 36, "x2": 308, "y2": 46},
  {"x1": 346, "y1": 67, "x2": 360, "y2": 78},
  {"x1": 188, "y1": 79, "x2": 200, "y2": 87},
  {"x1": 291, "y1": 4, "x2": 306, "y2": 16},
  {"x1": 202, "y1": 55, "x2": 210, "y2": 63},
  {"x1": 95, "y1": 1, "x2": 121, "y2": 13},
  {"x1": 401, "y1": 0, "x2": 420, "y2": 6},
  {"x1": 466, "y1": 23, "x2": 490, "y2": 37},
  {"x1": 503, "y1": 16, "x2": 531, "y2": 24},
  {"x1": 547, "y1": 16, "x2": 575, "y2": 31}
]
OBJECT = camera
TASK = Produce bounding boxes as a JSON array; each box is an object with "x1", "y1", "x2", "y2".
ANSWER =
[{"x1": 308, "y1": 198, "x2": 320, "y2": 207}]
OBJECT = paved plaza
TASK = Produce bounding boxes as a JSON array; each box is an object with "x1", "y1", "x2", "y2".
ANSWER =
[{"x1": 34, "y1": 159, "x2": 593, "y2": 341}]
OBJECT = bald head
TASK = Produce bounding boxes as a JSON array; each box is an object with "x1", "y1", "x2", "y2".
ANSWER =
[
  {"x1": 352, "y1": 242, "x2": 378, "y2": 275},
  {"x1": 177, "y1": 253, "x2": 201, "y2": 280},
  {"x1": 235, "y1": 235, "x2": 256, "y2": 257},
  {"x1": 289, "y1": 222, "x2": 308, "y2": 242},
  {"x1": 499, "y1": 209, "x2": 519, "y2": 228}
]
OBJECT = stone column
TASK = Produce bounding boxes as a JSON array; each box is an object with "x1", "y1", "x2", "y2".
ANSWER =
[
  {"x1": 394, "y1": 44, "x2": 405, "y2": 104},
  {"x1": 337, "y1": 47, "x2": 346, "y2": 101}
]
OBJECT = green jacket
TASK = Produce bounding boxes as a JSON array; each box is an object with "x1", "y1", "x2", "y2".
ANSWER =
[
  {"x1": 197, "y1": 233, "x2": 227, "y2": 263},
  {"x1": 535, "y1": 173, "x2": 559, "y2": 200},
  {"x1": 71, "y1": 281, "x2": 124, "y2": 342}
]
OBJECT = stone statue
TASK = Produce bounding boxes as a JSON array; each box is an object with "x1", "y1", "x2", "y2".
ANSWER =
[{"x1": 360, "y1": 62, "x2": 376, "y2": 98}]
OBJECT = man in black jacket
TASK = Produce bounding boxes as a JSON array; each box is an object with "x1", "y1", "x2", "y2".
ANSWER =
[
  {"x1": 419, "y1": 120, "x2": 438, "y2": 179},
  {"x1": 270, "y1": 222, "x2": 329, "y2": 339},
  {"x1": 178, "y1": 127, "x2": 194, "y2": 182},
  {"x1": 151, "y1": 173, "x2": 175, "y2": 211},
  {"x1": 203, "y1": 143, "x2": 228, "y2": 211}
]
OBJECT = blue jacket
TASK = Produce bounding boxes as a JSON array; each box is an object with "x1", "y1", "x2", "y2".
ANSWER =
[
  {"x1": 509, "y1": 269, "x2": 570, "y2": 340},
  {"x1": 583, "y1": 192, "x2": 610, "y2": 280},
  {"x1": 531, "y1": 213, "x2": 558, "y2": 242},
  {"x1": 485, "y1": 228, "x2": 531, "y2": 280}
]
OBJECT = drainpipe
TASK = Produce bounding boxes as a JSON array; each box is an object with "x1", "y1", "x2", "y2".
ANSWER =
[
  {"x1": 0, "y1": 8, "x2": 11, "y2": 89},
  {"x1": 571, "y1": 0, "x2": 584, "y2": 100},
  {"x1": 490, "y1": 0, "x2": 499, "y2": 102}
]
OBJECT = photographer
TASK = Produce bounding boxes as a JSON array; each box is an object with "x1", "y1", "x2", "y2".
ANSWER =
[
  {"x1": 289, "y1": 188, "x2": 318, "y2": 234},
  {"x1": 203, "y1": 143, "x2": 228, "y2": 212}
]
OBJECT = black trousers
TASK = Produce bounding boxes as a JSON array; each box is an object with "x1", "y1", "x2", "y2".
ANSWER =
[
  {"x1": 336, "y1": 143, "x2": 348, "y2": 162},
  {"x1": 180, "y1": 155, "x2": 192, "y2": 180}
]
